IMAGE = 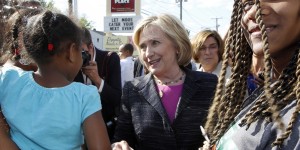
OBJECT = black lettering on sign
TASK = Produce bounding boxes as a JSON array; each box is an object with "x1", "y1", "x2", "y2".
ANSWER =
[
  {"x1": 122, "y1": 27, "x2": 133, "y2": 30},
  {"x1": 110, "y1": 27, "x2": 120, "y2": 31},
  {"x1": 121, "y1": 18, "x2": 133, "y2": 22},
  {"x1": 123, "y1": 22, "x2": 133, "y2": 26},
  {"x1": 106, "y1": 37, "x2": 122, "y2": 45},
  {"x1": 111, "y1": 18, "x2": 118, "y2": 22},
  {"x1": 109, "y1": 22, "x2": 121, "y2": 26}
]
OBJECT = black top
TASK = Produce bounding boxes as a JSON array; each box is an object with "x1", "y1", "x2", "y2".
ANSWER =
[{"x1": 114, "y1": 67, "x2": 218, "y2": 150}]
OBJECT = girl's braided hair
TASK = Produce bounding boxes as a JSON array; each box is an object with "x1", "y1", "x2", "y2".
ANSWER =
[
  {"x1": 23, "y1": 10, "x2": 82, "y2": 65},
  {"x1": 205, "y1": 0, "x2": 300, "y2": 147}
]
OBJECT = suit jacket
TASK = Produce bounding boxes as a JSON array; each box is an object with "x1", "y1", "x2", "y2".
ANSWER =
[
  {"x1": 74, "y1": 48, "x2": 122, "y2": 122},
  {"x1": 114, "y1": 67, "x2": 218, "y2": 150},
  {"x1": 133, "y1": 57, "x2": 145, "y2": 78}
]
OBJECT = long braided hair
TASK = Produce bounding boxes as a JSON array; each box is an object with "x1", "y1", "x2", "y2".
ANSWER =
[
  {"x1": 23, "y1": 10, "x2": 82, "y2": 65},
  {"x1": 1, "y1": 9, "x2": 40, "y2": 63},
  {"x1": 205, "y1": 0, "x2": 300, "y2": 147}
]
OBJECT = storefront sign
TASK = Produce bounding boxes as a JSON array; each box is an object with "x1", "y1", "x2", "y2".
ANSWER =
[
  {"x1": 103, "y1": 35, "x2": 130, "y2": 51},
  {"x1": 111, "y1": 0, "x2": 135, "y2": 12},
  {"x1": 104, "y1": 16, "x2": 141, "y2": 33}
]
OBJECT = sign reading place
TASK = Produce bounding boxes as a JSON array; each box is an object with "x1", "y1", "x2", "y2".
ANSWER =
[{"x1": 104, "y1": 16, "x2": 141, "y2": 33}]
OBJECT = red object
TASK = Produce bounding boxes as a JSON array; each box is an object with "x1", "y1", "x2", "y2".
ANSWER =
[
  {"x1": 111, "y1": 0, "x2": 135, "y2": 12},
  {"x1": 48, "y1": 43, "x2": 54, "y2": 51},
  {"x1": 15, "y1": 48, "x2": 20, "y2": 55}
]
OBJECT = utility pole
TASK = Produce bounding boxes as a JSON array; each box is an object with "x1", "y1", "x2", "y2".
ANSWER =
[
  {"x1": 211, "y1": 17, "x2": 222, "y2": 32},
  {"x1": 73, "y1": 0, "x2": 78, "y2": 17},
  {"x1": 176, "y1": 0, "x2": 187, "y2": 21},
  {"x1": 68, "y1": 0, "x2": 73, "y2": 16},
  {"x1": 180, "y1": 0, "x2": 182, "y2": 20}
]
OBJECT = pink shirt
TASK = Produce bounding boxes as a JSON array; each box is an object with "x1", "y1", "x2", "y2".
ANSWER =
[{"x1": 157, "y1": 84, "x2": 183, "y2": 123}]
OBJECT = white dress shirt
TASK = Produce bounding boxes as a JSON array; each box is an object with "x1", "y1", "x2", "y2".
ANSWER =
[{"x1": 120, "y1": 56, "x2": 135, "y2": 88}]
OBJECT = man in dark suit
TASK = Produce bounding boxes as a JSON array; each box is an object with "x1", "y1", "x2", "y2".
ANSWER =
[
  {"x1": 133, "y1": 57, "x2": 145, "y2": 78},
  {"x1": 74, "y1": 28, "x2": 122, "y2": 141}
]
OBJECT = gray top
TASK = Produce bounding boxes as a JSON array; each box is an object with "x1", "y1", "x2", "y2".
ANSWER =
[{"x1": 216, "y1": 88, "x2": 300, "y2": 150}]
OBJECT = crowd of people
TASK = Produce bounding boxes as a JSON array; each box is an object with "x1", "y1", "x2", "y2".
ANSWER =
[{"x1": 0, "y1": 0, "x2": 299, "y2": 149}]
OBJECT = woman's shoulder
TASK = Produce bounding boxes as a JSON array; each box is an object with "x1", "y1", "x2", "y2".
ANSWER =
[
  {"x1": 187, "y1": 69, "x2": 218, "y2": 82},
  {"x1": 122, "y1": 74, "x2": 154, "y2": 94},
  {"x1": 129, "y1": 73, "x2": 151, "y2": 85}
]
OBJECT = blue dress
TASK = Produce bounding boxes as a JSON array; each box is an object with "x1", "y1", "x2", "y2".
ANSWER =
[{"x1": 0, "y1": 67, "x2": 101, "y2": 149}]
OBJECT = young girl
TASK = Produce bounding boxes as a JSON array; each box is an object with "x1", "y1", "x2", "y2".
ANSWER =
[
  {"x1": 0, "y1": 10, "x2": 110, "y2": 149},
  {"x1": 204, "y1": 0, "x2": 300, "y2": 149}
]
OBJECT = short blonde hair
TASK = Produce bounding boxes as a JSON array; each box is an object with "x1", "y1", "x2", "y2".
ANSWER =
[
  {"x1": 191, "y1": 29, "x2": 224, "y2": 63},
  {"x1": 132, "y1": 14, "x2": 192, "y2": 66}
]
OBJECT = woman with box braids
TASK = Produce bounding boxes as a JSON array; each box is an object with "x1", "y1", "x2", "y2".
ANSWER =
[
  {"x1": 0, "y1": 10, "x2": 110, "y2": 149},
  {"x1": 1, "y1": 9, "x2": 41, "y2": 70},
  {"x1": 203, "y1": 0, "x2": 300, "y2": 149},
  {"x1": 0, "y1": 8, "x2": 42, "y2": 149}
]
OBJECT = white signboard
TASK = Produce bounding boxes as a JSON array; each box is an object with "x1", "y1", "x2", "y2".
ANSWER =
[{"x1": 104, "y1": 16, "x2": 141, "y2": 33}]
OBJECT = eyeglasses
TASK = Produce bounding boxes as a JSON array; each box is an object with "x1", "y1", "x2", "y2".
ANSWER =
[{"x1": 199, "y1": 43, "x2": 219, "y2": 52}]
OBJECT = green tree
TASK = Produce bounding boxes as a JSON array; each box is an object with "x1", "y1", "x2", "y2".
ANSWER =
[
  {"x1": 37, "y1": 0, "x2": 60, "y2": 12},
  {"x1": 79, "y1": 15, "x2": 94, "y2": 29}
]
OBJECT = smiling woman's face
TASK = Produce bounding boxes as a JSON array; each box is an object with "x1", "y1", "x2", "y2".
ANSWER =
[
  {"x1": 138, "y1": 25, "x2": 179, "y2": 76},
  {"x1": 241, "y1": 0, "x2": 300, "y2": 57}
]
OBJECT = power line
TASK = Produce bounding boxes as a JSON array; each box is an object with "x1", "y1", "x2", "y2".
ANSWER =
[
  {"x1": 154, "y1": 0, "x2": 177, "y2": 5},
  {"x1": 141, "y1": 9, "x2": 152, "y2": 14},
  {"x1": 182, "y1": 8, "x2": 205, "y2": 28}
]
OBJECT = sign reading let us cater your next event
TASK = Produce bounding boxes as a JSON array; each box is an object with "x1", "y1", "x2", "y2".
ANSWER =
[
  {"x1": 111, "y1": 0, "x2": 135, "y2": 12},
  {"x1": 104, "y1": 16, "x2": 141, "y2": 33}
]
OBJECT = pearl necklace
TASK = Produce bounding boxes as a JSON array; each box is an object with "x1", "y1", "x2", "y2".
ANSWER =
[
  {"x1": 154, "y1": 71, "x2": 185, "y2": 98},
  {"x1": 154, "y1": 72, "x2": 185, "y2": 86}
]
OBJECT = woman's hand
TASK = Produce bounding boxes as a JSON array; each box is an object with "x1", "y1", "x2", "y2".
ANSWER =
[{"x1": 111, "y1": 141, "x2": 133, "y2": 150}]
